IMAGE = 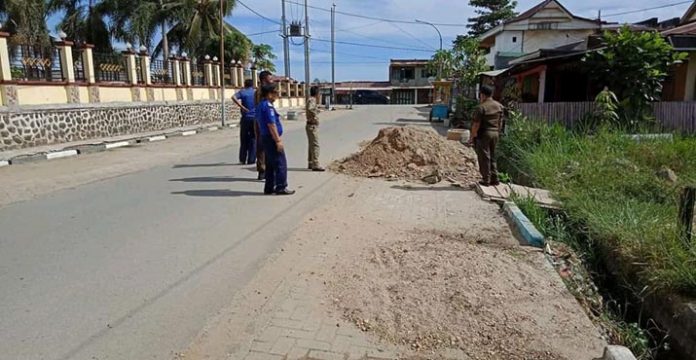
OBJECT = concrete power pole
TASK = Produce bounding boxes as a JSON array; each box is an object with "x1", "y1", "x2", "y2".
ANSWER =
[
  {"x1": 220, "y1": 0, "x2": 226, "y2": 127},
  {"x1": 304, "y1": 0, "x2": 310, "y2": 104},
  {"x1": 331, "y1": 3, "x2": 336, "y2": 108},
  {"x1": 282, "y1": 0, "x2": 290, "y2": 78}
]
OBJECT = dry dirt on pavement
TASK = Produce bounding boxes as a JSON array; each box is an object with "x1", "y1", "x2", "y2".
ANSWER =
[{"x1": 181, "y1": 176, "x2": 606, "y2": 360}]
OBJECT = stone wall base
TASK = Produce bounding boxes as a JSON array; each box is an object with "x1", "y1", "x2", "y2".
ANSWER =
[{"x1": 0, "y1": 101, "x2": 242, "y2": 151}]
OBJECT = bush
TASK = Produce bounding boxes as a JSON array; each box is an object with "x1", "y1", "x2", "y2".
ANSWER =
[{"x1": 500, "y1": 116, "x2": 696, "y2": 296}]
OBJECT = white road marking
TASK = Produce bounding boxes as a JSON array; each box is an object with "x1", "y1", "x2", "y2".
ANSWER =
[
  {"x1": 182, "y1": 130, "x2": 197, "y2": 136},
  {"x1": 148, "y1": 135, "x2": 166, "y2": 142},
  {"x1": 46, "y1": 150, "x2": 78, "y2": 160},
  {"x1": 105, "y1": 141, "x2": 131, "y2": 149}
]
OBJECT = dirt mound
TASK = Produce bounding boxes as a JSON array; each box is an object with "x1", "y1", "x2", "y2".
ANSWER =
[
  {"x1": 330, "y1": 230, "x2": 603, "y2": 360},
  {"x1": 332, "y1": 126, "x2": 479, "y2": 184}
]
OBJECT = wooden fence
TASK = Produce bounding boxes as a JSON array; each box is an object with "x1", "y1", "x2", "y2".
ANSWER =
[{"x1": 518, "y1": 101, "x2": 696, "y2": 134}]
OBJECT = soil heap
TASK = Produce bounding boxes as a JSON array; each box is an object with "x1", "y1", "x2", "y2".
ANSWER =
[{"x1": 332, "y1": 126, "x2": 479, "y2": 184}]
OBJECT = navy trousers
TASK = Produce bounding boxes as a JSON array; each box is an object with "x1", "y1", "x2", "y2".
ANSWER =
[
  {"x1": 239, "y1": 117, "x2": 256, "y2": 164},
  {"x1": 262, "y1": 136, "x2": 288, "y2": 193}
]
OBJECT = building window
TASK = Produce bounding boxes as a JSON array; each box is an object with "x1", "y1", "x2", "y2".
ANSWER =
[
  {"x1": 512, "y1": 36, "x2": 517, "y2": 43},
  {"x1": 421, "y1": 68, "x2": 434, "y2": 79},
  {"x1": 532, "y1": 22, "x2": 556, "y2": 30},
  {"x1": 399, "y1": 68, "x2": 414, "y2": 81}
]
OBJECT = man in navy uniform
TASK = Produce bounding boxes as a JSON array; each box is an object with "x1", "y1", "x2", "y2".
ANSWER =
[
  {"x1": 256, "y1": 84, "x2": 295, "y2": 195},
  {"x1": 232, "y1": 79, "x2": 256, "y2": 165}
]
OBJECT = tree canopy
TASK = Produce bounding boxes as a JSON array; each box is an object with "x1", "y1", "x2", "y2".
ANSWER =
[{"x1": 467, "y1": 0, "x2": 517, "y2": 37}]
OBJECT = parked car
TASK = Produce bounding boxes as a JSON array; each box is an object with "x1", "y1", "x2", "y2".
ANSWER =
[{"x1": 353, "y1": 90, "x2": 390, "y2": 105}]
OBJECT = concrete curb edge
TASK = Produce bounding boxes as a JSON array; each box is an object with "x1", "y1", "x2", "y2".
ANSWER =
[
  {"x1": 502, "y1": 201, "x2": 545, "y2": 248},
  {"x1": 1, "y1": 122, "x2": 238, "y2": 167}
]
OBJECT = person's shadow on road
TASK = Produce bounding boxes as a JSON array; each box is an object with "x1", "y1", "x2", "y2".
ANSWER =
[{"x1": 171, "y1": 189, "x2": 264, "y2": 197}]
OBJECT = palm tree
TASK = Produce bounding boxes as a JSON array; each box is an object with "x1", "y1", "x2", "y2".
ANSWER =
[
  {"x1": 1, "y1": 0, "x2": 51, "y2": 45},
  {"x1": 49, "y1": 0, "x2": 113, "y2": 52},
  {"x1": 204, "y1": 29, "x2": 251, "y2": 64},
  {"x1": 251, "y1": 43, "x2": 276, "y2": 72},
  {"x1": 151, "y1": 0, "x2": 236, "y2": 59}
]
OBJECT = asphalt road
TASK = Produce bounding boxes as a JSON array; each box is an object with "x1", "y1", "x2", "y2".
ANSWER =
[{"x1": 0, "y1": 105, "x2": 430, "y2": 360}]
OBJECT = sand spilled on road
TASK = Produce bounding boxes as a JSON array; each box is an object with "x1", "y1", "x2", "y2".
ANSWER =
[
  {"x1": 330, "y1": 230, "x2": 602, "y2": 360},
  {"x1": 331, "y1": 126, "x2": 479, "y2": 184}
]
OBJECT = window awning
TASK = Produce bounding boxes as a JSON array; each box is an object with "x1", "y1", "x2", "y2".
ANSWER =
[{"x1": 479, "y1": 68, "x2": 510, "y2": 77}]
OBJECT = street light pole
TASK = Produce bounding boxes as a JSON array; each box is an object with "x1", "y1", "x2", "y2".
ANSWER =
[
  {"x1": 220, "y1": 0, "x2": 226, "y2": 127},
  {"x1": 415, "y1": 19, "x2": 443, "y2": 79}
]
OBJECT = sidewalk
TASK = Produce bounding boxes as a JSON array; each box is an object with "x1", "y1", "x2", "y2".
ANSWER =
[{"x1": 181, "y1": 177, "x2": 606, "y2": 360}]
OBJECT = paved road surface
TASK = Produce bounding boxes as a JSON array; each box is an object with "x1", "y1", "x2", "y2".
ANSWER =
[{"x1": 0, "y1": 106, "x2": 430, "y2": 360}]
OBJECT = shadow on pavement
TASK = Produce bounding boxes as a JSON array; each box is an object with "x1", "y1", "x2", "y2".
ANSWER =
[
  {"x1": 171, "y1": 190, "x2": 264, "y2": 197},
  {"x1": 169, "y1": 176, "x2": 257, "y2": 183},
  {"x1": 173, "y1": 162, "x2": 237, "y2": 169},
  {"x1": 391, "y1": 185, "x2": 469, "y2": 192}
]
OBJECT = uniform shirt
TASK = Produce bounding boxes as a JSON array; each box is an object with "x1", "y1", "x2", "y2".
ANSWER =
[
  {"x1": 256, "y1": 99, "x2": 283, "y2": 138},
  {"x1": 473, "y1": 98, "x2": 504, "y2": 137},
  {"x1": 235, "y1": 87, "x2": 256, "y2": 118},
  {"x1": 306, "y1": 97, "x2": 319, "y2": 125}
]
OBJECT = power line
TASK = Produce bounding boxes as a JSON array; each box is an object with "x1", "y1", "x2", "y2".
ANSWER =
[
  {"x1": 336, "y1": 20, "x2": 385, "y2": 32},
  {"x1": 311, "y1": 46, "x2": 387, "y2": 60},
  {"x1": 340, "y1": 28, "x2": 431, "y2": 50},
  {"x1": 286, "y1": 0, "x2": 465, "y2": 27},
  {"x1": 237, "y1": 0, "x2": 281, "y2": 25},
  {"x1": 312, "y1": 38, "x2": 432, "y2": 52},
  {"x1": 603, "y1": 1, "x2": 692, "y2": 17},
  {"x1": 388, "y1": 22, "x2": 436, "y2": 50},
  {"x1": 246, "y1": 30, "x2": 280, "y2": 37}
]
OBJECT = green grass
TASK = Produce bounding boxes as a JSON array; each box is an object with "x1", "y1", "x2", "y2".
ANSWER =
[{"x1": 500, "y1": 117, "x2": 696, "y2": 296}]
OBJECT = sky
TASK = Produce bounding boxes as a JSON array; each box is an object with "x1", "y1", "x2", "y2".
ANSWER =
[{"x1": 48, "y1": 0, "x2": 693, "y2": 82}]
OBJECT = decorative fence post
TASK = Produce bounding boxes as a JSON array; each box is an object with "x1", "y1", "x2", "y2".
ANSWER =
[
  {"x1": 139, "y1": 49, "x2": 152, "y2": 86},
  {"x1": 230, "y1": 63, "x2": 238, "y2": 88},
  {"x1": 124, "y1": 48, "x2": 138, "y2": 85},
  {"x1": 0, "y1": 32, "x2": 11, "y2": 82},
  {"x1": 171, "y1": 57, "x2": 181, "y2": 86},
  {"x1": 81, "y1": 44, "x2": 96, "y2": 84},
  {"x1": 237, "y1": 65, "x2": 244, "y2": 88},
  {"x1": 212, "y1": 57, "x2": 221, "y2": 87},
  {"x1": 251, "y1": 66, "x2": 258, "y2": 88},
  {"x1": 204, "y1": 56, "x2": 214, "y2": 87},
  {"x1": 55, "y1": 40, "x2": 75, "y2": 83},
  {"x1": 181, "y1": 56, "x2": 191, "y2": 86},
  {"x1": 294, "y1": 81, "x2": 300, "y2": 99},
  {"x1": 285, "y1": 80, "x2": 292, "y2": 98}
]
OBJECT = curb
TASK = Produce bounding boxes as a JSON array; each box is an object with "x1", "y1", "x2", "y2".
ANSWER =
[
  {"x1": 502, "y1": 201, "x2": 545, "y2": 248},
  {"x1": 1, "y1": 122, "x2": 237, "y2": 167}
]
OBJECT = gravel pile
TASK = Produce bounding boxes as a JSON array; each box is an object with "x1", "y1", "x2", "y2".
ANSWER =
[{"x1": 332, "y1": 126, "x2": 479, "y2": 184}]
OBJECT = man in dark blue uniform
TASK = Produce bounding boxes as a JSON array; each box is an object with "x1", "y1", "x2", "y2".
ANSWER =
[
  {"x1": 232, "y1": 79, "x2": 257, "y2": 165},
  {"x1": 256, "y1": 84, "x2": 295, "y2": 195}
]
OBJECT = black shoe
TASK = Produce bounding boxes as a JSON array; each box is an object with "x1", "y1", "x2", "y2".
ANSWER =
[
  {"x1": 490, "y1": 180, "x2": 501, "y2": 186},
  {"x1": 478, "y1": 181, "x2": 491, "y2": 187},
  {"x1": 263, "y1": 190, "x2": 274, "y2": 195},
  {"x1": 311, "y1": 167, "x2": 326, "y2": 172},
  {"x1": 257, "y1": 172, "x2": 265, "y2": 180},
  {"x1": 275, "y1": 189, "x2": 296, "y2": 195}
]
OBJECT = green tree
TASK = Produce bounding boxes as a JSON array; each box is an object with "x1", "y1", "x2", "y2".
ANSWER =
[
  {"x1": 154, "y1": 0, "x2": 236, "y2": 59},
  {"x1": 467, "y1": 0, "x2": 517, "y2": 37},
  {"x1": 49, "y1": 0, "x2": 113, "y2": 52},
  {"x1": 251, "y1": 43, "x2": 276, "y2": 72},
  {"x1": 1, "y1": 0, "x2": 51, "y2": 45},
  {"x1": 202, "y1": 29, "x2": 252, "y2": 63},
  {"x1": 427, "y1": 49, "x2": 454, "y2": 80},
  {"x1": 453, "y1": 36, "x2": 487, "y2": 89},
  {"x1": 585, "y1": 25, "x2": 687, "y2": 130}
]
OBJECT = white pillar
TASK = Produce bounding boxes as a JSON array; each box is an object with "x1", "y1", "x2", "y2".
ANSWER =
[
  {"x1": 230, "y1": 65, "x2": 238, "y2": 88},
  {"x1": 0, "y1": 33, "x2": 11, "y2": 81},
  {"x1": 212, "y1": 62, "x2": 221, "y2": 87},
  {"x1": 82, "y1": 45, "x2": 96, "y2": 84},
  {"x1": 171, "y1": 58, "x2": 181, "y2": 86},
  {"x1": 204, "y1": 62, "x2": 213, "y2": 87},
  {"x1": 181, "y1": 58, "x2": 191, "y2": 86},
  {"x1": 124, "y1": 51, "x2": 138, "y2": 85},
  {"x1": 139, "y1": 51, "x2": 152, "y2": 85},
  {"x1": 237, "y1": 66, "x2": 244, "y2": 87},
  {"x1": 57, "y1": 41, "x2": 75, "y2": 83},
  {"x1": 414, "y1": 88, "x2": 418, "y2": 105},
  {"x1": 251, "y1": 67, "x2": 258, "y2": 88}
]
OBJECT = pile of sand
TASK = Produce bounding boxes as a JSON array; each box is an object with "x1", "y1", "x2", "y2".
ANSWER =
[
  {"x1": 332, "y1": 126, "x2": 479, "y2": 184},
  {"x1": 330, "y1": 230, "x2": 602, "y2": 360}
]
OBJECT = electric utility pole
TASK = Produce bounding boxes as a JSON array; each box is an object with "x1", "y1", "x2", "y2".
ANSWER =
[
  {"x1": 282, "y1": 0, "x2": 290, "y2": 78},
  {"x1": 220, "y1": 0, "x2": 226, "y2": 127},
  {"x1": 304, "y1": 0, "x2": 310, "y2": 103},
  {"x1": 331, "y1": 3, "x2": 336, "y2": 108}
]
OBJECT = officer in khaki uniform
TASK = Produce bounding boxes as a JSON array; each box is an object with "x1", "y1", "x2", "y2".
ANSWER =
[
  {"x1": 305, "y1": 86, "x2": 325, "y2": 171},
  {"x1": 467, "y1": 85, "x2": 503, "y2": 186}
]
